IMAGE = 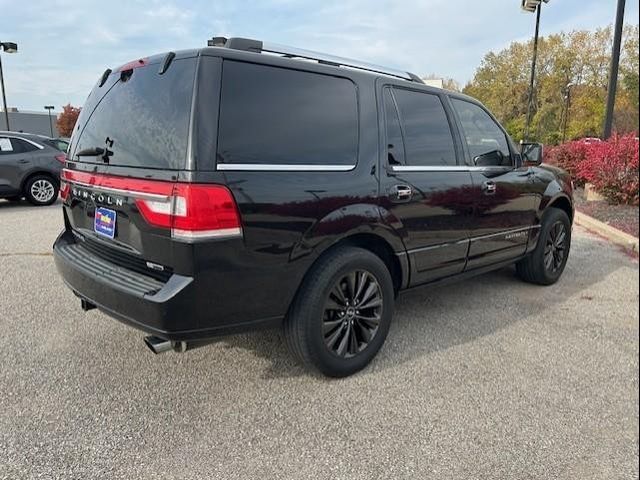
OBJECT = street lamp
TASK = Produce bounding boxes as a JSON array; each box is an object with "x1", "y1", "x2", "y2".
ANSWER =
[
  {"x1": 521, "y1": 0, "x2": 550, "y2": 142},
  {"x1": 0, "y1": 41, "x2": 18, "y2": 131},
  {"x1": 44, "y1": 106, "x2": 55, "y2": 137},
  {"x1": 603, "y1": 0, "x2": 626, "y2": 139}
]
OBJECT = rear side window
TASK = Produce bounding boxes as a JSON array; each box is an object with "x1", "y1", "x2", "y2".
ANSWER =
[
  {"x1": 71, "y1": 58, "x2": 197, "y2": 170},
  {"x1": 11, "y1": 138, "x2": 39, "y2": 153},
  {"x1": 217, "y1": 61, "x2": 358, "y2": 167},
  {"x1": 392, "y1": 88, "x2": 457, "y2": 167}
]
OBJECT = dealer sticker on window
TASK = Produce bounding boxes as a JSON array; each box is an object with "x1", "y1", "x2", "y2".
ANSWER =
[{"x1": 94, "y1": 207, "x2": 117, "y2": 239}]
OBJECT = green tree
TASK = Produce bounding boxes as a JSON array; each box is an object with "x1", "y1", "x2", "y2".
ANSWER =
[{"x1": 463, "y1": 25, "x2": 639, "y2": 144}]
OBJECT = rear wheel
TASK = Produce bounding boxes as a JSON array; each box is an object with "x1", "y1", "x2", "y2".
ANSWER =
[
  {"x1": 24, "y1": 175, "x2": 58, "y2": 206},
  {"x1": 284, "y1": 247, "x2": 394, "y2": 377},
  {"x1": 516, "y1": 208, "x2": 571, "y2": 285}
]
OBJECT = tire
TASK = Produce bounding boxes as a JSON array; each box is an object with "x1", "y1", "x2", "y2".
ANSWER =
[
  {"x1": 284, "y1": 247, "x2": 395, "y2": 377},
  {"x1": 24, "y1": 175, "x2": 58, "y2": 206},
  {"x1": 516, "y1": 208, "x2": 571, "y2": 285}
]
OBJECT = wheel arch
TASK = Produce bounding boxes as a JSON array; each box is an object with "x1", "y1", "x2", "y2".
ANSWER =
[
  {"x1": 20, "y1": 169, "x2": 59, "y2": 193},
  {"x1": 545, "y1": 193, "x2": 574, "y2": 223}
]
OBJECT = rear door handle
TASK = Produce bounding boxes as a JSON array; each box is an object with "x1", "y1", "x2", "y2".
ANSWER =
[
  {"x1": 483, "y1": 181, "x2": 496, "y2": 195},
  {"x1": 390, "y1": 184, "x2": 413, "y2": 202},
  {"x1": 17, "y1": 159, "x2": 29, "y2": 164}
]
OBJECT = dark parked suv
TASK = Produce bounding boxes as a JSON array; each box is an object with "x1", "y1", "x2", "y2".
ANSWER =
[
  {"x1": 0, "y1": 131, "x2": 65, "y2": 205},
  {"x1": 54, "y1": 38, "x2": 574, "y2": 377}
]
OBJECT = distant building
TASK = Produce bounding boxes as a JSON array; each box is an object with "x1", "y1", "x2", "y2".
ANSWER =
[{"x1": 0, "y1": 108, "x2": 60, "y2": 137}]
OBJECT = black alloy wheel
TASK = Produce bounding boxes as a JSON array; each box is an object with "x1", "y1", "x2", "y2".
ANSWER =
[
  {"x1": 284, "y1": 247, "x2": 394, "y2": 377},
  {"x1": 323, "y1": 270, "x2": 383, "y2": 358},
  {"x1": 516, "y1": 208, "x2": 571, "y2": 285},
  {"x1": 544, "y1": 221, "x2": 568, "y2": 274}
]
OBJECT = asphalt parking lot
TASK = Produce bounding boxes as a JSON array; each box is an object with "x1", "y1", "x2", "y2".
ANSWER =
[{"x1": 0, "y1": 199, "x2": 638, "y2": 480}]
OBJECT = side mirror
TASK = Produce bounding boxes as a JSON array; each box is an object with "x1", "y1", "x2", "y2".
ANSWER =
[
  {"x1": 473, "y1": 149, "x2": 504, "y2": 167},
  {"x1": 520, "y1": 142, "x2": 543, "y2": 165}
]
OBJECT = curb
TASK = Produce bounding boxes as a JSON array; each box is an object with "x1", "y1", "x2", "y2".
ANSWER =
[{"x1": 575, "y1": 211, "x2": 639, "y2": 253}]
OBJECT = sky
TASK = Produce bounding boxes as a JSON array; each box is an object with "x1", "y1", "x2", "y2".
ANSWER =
[{"x1": 1, "y1": 0, "x2": 638, "y2": 112}]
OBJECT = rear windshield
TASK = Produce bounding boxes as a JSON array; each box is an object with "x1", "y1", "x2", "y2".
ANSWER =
[{"x1": 70, "y1": 57, "x2": 196, "y2": 170}]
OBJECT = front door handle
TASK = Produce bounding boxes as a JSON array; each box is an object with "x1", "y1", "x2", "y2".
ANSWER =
[
  {"x1": 483, "y1": 181, "x2": 497, "y2": 195},
  {"x1": 390, "y1": 184, "x2": 413, "y2": 202}
]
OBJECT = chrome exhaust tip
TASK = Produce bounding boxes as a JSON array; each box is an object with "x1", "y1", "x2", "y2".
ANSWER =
[{"x1": 144, "y1": 335, "x2": 186, "y2": 354}]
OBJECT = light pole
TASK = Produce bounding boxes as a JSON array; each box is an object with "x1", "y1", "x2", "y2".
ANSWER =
[
  {"x1": 562, "y1": 82, "x2": 574, "y2": 143},
  {"x1": 0, "y1": 41, "x2": 18, "y2": 131},
  {"x1": 521, "y1": 0, "x2": 550, "y2": 142},
  {"x1": 44, "y1": 106, "x2": 55, "y2": 137},
  {"x1": 603, "y1": 0, "x2": 626, "y2": 139}
]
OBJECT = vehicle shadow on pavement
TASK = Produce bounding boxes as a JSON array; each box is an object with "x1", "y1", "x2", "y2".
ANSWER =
[{"x1": 222, "y1": 231, "x2": 634, "y2": 379}]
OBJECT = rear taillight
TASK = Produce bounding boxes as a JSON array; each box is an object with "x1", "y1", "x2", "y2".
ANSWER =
[
  {"x1": 136, "y1": 184, "x2": 242, "y2": 240},
  {"x1": 55, "y1": 154, "x2": 66, "y2": 164},
  {"x1": 60, "y1": 169, "x2": 242, "y2": 241}
]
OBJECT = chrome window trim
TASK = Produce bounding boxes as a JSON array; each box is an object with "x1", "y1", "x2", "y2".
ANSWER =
[
  {"x1": 216, "y1": 163, "x2": 356, "y2": 172},
  {"x1": 390, "y1": 165, "x2": 512, "y2": 173},
  {"x1": 66, "y1": 180, "x2": 170, "y2": 202}
]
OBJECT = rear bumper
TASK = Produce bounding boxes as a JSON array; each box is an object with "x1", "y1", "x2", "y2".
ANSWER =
[{"x1": 53, "y1": 230, "x2": 280, "y2": 340}]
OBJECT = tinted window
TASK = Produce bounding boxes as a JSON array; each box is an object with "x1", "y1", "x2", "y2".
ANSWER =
[
  {"x1": 217, "y1": 61, "x2": 358, "y2": 166},
  {"x1": 451, "y1": 98, "x2": 511, "y2": 167},
  {"x1": 72, "y1": 58, "x2": 196, "y2": 169},
  {"x1": 392, "y1": 88, "x2": 456, "y2": 166},
  {"x1": 11, "y1": 138, "x2": 39, "y2": 153},
  {"x1": 384, "y1": 88, "x2": 405, "y2": 166}
]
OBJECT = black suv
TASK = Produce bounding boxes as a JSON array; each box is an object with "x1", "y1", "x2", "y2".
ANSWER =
[{"x1": 53, "y1": 38, "x2": 573, "y2": 377}]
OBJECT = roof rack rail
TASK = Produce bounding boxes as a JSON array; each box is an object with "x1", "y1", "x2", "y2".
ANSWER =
[{"x1": 207, "y1": 37, "x2": 424, "y2": 84}]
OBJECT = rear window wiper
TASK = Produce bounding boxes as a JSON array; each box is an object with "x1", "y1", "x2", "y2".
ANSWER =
[
  {"x1": 75, "y1": 147, "x2": 113, "y2": 163},
  {"x1": 76, "y1": 147, "x2": 105, "y2": 156}
]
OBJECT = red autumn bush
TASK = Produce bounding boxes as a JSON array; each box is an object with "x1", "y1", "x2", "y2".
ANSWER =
[
  {"x1": 546, "y1": 133, "x2": 639, "y2": 205},
  {"x1": 544, "y1": 141, "x2": 590, "y2": 186},
  {"x1": 576, "y1": 133, "x2": 639, "y2": 205}
]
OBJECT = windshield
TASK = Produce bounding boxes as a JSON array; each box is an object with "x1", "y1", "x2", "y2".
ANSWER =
[{"x1": 70, "y1": 57, "x2": 197, "y2": 170}]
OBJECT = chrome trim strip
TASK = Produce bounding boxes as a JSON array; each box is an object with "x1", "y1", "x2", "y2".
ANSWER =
[
  {"x1": 172, "y1": 227, "x2": 243, "y2": 241},
  {"x1": 405, "y1": 239, "x2": 470, "y2": 256},
  {"x1": 468, "y1": 226, "x2": 532, "y2": 242},
  {"x1": 395, "y1": 226, "x2": 535, "y2": 256},
  {"x1": 216, "y1": 164, "x2": 355, "y2": 172},
  {"x1": 390, "y1": 165, "x2": 511, "y2": 172},
  {"x1": 67, "y1": 180, "x2": 170, "y2": 202}
]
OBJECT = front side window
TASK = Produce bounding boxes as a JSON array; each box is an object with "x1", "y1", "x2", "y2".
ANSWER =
[
  {"x1": 217, "y1": 61, "x2": 358, "y2": 167},
  {"x1": 450, "y1": 98, "x2": 511, "y2": 167},
  {"x1": 391, "y1": 88, "x2": 457, "y2": 167}
]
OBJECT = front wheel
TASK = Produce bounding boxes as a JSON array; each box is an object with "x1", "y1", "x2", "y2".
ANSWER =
[
  {"x1": 517, "y1": 208, "x2": 571, "y2": 285},
  {"x1": 284, "y1": 247, "x2": 395, "y2": 377}
]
